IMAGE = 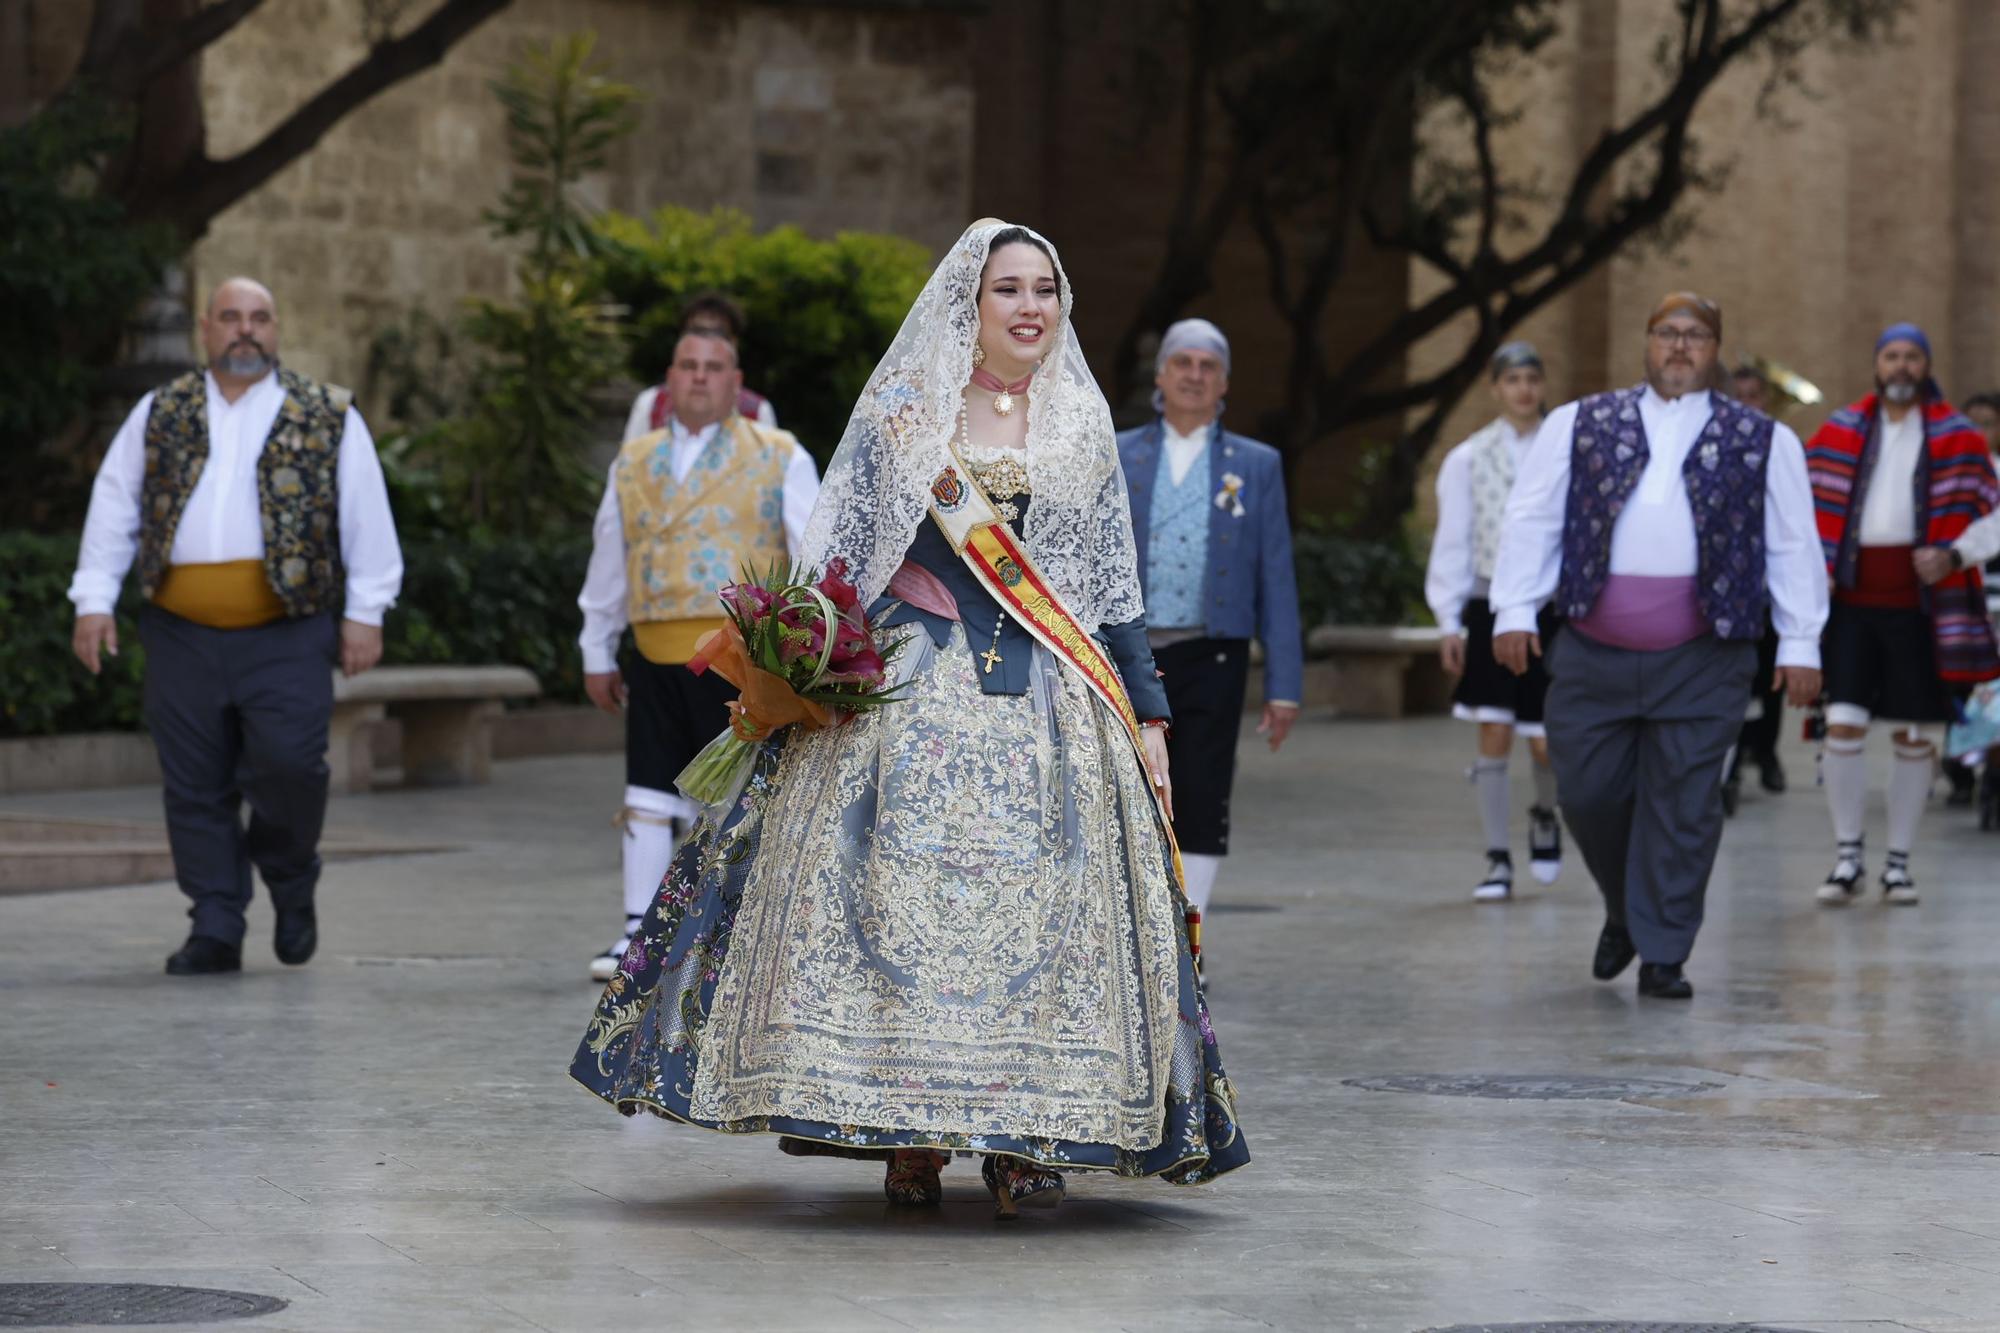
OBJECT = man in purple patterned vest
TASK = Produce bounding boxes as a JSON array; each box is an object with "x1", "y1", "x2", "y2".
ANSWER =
[{"x1": 1489, "y1": 293, "x2": 1827, "y2": 999}]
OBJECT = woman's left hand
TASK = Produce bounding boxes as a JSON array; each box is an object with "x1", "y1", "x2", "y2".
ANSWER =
[{"x1": 1141, "y1": 725, "x2": 1173, "y2": 822}]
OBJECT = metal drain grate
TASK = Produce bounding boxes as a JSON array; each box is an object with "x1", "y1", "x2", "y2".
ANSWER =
[
  {"x1": 0, "y1": 1283, "x2": 288, "y2": 1327},
  {"x1": 1421, "y1": 1325, "x2": 1814, "y2": 1332},
  {"x1": 1346, "y1": 1074, "x2": 1723, "y2": 1101}
]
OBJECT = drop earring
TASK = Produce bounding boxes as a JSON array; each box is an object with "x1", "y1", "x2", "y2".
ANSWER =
[{"x1": 971, "y1": 342, "x2": 986, "y2": 368}]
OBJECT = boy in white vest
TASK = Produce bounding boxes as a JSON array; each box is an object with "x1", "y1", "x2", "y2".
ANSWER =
[{"x1": 1425, "y1": 342, "x2": 1563, "y2": 901}]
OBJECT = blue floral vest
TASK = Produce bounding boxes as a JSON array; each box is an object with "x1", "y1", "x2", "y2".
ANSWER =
[
  {"x1": 1557, "y1": 385, "x2": 1773, "y2": 641},
  {"x1": 1145, "y1": 445, "x2": 1210, "y2": 629}
]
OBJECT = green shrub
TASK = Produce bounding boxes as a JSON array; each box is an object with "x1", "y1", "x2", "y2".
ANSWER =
[
  {"x1": 388, "y1": 534, "x2": 595, "y2": 706},
  {"x1": 1292, "y1": 516, "x2": 1426, "y2": 627},
  {"x1": 591, "y1": 207, "x2": 932, "y2": 463},
  {"x1": 0, "y1": 96, "x2": 172, "y2": 465},
  {"x1": 0, "y1": 529, "x2": 594, "y2": 738},
  {"x1": 0, "y1": 531, "x2": 149, "y2": 737}
]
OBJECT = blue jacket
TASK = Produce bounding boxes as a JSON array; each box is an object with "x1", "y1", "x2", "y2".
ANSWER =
[
  {"x1": 1118, "y1": 418, "x2": 1305, "y2": 704},
  {"x1": 868, "y1": 498, "x2": 1172, "y2": 723}
]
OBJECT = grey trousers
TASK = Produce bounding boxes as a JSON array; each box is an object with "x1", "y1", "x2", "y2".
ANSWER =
[
  {"x1": 140, "y1": 608, "x2": 337, "y2": 945},
  {"x1": 1543, "y1": 629, "x2": 1756, "y2": 966}
]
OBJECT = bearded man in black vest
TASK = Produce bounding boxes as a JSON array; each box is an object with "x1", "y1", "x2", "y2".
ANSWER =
[{"x1": 69, "y1": 277, "x2": 405, "y2": 975}]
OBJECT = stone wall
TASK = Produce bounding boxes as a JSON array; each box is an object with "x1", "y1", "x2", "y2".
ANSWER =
[
  {"x1": 1407, "y1": 0, "x2": 1998, "y2": 531},
  {"x1": 177, "y1": 0, "x2": 975, "y2": 387},
  {"x1": 968, "y1": 1, "x2": 1411, "y2": 514}
]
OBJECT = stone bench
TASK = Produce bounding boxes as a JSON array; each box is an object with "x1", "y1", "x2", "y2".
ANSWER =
[
  {"x1": 1238, "y1": 626, "x2": 1450, "y2": 718},
  {"x1": 1306, "y1": 625, "x2": 1447, "y2": 719},
  {"x1": 329, "y1": 666, "x2": 541, "y2": 794}
]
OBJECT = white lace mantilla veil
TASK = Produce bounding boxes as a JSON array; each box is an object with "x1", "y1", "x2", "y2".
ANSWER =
[{"x1": 799, "y1": 218, "x2": 1146, "y2": 630}]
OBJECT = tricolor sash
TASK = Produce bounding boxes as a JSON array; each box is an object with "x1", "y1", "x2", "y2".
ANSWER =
[{"x1": 926, "y1": 455, "x2": 1188, "y2": 903}]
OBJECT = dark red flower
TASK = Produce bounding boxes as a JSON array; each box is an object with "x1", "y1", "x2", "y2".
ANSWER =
[{"x1": 815, "y1": 560, "x2": 860, "y2": 614}]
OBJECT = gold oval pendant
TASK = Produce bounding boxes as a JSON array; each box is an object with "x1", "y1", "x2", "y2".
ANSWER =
[{"x1": 992, "y1": 392, "x2": 1014, "y2": 416}]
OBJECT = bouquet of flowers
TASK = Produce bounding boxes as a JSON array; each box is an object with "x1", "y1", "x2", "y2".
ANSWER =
[{"x1": 675, "y1": 558, "x2": 911, "y2": 808}]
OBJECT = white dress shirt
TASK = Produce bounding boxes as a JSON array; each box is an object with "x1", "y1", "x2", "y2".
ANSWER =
[
  {"x1": 623, "y1": 386, "x2": 777, "y2": 443},
  {"x1": 1489, "y1": 385, "x2": 1829, "y2": 669},
  {"x1": 1424, "y1": 418, "x2": 1535, "y2": 636},
  {"x1": 68, "y1": 371, "x2": 404, "y2": 625},
  {"x1": 1953, "y1": 505, "x2": 2000, "y2": 568},
  {"x1": 1857, "y1": 409, "x2": 1923, "y2": 546},
  {"x1": 1161, "y1": 419, "x2": 1211, "y2": 485},
  {"x1": 577, "y1": 417, "x2": 821, "y2": 674}
]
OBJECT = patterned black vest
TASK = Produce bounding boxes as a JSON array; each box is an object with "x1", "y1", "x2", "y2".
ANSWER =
[
  {"x1": 1556, "y1": 384, "x2": 1774, "y2": 641},
  {"x1": 138, "y1": 368, "x2": 348, "y2": 619}
]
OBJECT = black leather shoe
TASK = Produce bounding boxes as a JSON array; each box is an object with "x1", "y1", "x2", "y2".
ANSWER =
[
  {"x1": 1756, "y1": 750, "x2": 1786, "y2": 794},
  {"x1": 1637, "y1": 962, "x2": 1693, "y2": 999},
  {"x1": 274, "y1": 908, "x2": 318, "y2": 966},
  {"x1": 1592, "y1": 921, "x2": 1636, "y2": 981},
  {"x1": 165, "y1": 935, "x2": 242, "y2": 976}
]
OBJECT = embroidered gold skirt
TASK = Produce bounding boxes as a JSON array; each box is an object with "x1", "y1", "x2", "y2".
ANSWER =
[{"x1": 571, "y1": 626, "x2": 1246, "y2": 1181}]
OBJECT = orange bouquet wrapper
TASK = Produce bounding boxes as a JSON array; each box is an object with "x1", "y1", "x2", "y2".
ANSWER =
[{"x1": 689, "y1": 622, "x2": 833, "y2": 742}]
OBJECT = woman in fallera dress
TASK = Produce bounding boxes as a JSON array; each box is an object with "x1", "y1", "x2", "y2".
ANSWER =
[{"x1": 569, "y1": 219, "x2": 1247, "y2": 1218}]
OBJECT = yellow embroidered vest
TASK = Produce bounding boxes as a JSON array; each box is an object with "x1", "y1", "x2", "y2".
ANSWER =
[{"x1": 616, "y1": 414, "x2": 791, "y2": 664}]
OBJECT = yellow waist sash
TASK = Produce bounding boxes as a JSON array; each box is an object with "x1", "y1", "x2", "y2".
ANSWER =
[
  {"x1": 633, "y1": 617, "x2": 729, "y2": 666},
  {"x1": 152, "y1": 560, "x2": 286, "y2": 629}
]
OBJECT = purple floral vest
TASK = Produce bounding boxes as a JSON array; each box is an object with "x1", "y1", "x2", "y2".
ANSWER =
[{"x1": 1556, "y1": 384, "x2": 1773, "y2": 641}]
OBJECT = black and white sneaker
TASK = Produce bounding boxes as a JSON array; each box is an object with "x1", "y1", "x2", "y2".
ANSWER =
[
  {"x1": 589, "y1": 915, "x2": 644, "y2": 982},
  {"x1": 1815, "y1": 845, "x2": 1864, "y2": 906},
  {"x1": 1473, "y1": 851, "x2": 1514, "y2": 903},
  {"x1": 1527, "y1": 805, "x2": 1563, "y2": 885},
  {"x1": 1881, "y1": 862, "x2": 1920, "y2": 906}
]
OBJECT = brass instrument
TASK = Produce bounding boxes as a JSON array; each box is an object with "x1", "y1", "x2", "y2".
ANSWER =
[{"x1": 1739, "y1": 354, "x2": 1823, "y2": 410}]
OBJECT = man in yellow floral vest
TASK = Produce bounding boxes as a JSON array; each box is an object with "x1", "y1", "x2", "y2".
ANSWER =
[
  {"x1": 68, "y1": 277, "x2": 404, "y2": 976},
  {"x1": 577, "y1": 328, "x2": 819, "y2": 980}
]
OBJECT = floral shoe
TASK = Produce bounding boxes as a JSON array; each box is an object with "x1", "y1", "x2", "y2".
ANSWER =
[
  {"x1": 884, "y1": 1149, "x2": 948, "y2": 1206},
  {"x1": 981, "y1": 1153, "x2": 1064, "y2": 1220}
]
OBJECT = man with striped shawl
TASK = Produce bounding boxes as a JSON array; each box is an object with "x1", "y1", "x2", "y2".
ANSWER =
[{"x1": 1805, "y1": 322, "x2": 2000, "y2": 906}]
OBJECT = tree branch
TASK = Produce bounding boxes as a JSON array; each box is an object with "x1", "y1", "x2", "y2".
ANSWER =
[
  {"x1": 1322, "y1": 0, "x2": 1802, "y2": 418},
  {"x1": 135, "y1": 0, "x2": 512, "y2": 238},
  {"x1": 70, "y1": 0, "x2": 266, "y2": 104}
]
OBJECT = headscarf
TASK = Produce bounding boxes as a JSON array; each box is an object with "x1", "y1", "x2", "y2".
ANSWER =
[
  {"x1": 1646, "y1": 291, "x2": 1722, "y2": 339},
  {"x1": 1489, "y1": 340, "x2": 1542, "y2": 378},
  {"x1": 1875, "y1": 321, "x2": 1932, "y2": 360},
  {"x1": 1873, "y1": 321, "x2": 1942, "y2": 399},
  {"x1": 798, "y1": 219, "x2": 1144, "y2": 628},
  {"x1": 1151, "y1": 317, "x2": 1231, "y2": 414},
  {"x1": 1154, "y1": 318, "x2": 1231, "y2": 374}
]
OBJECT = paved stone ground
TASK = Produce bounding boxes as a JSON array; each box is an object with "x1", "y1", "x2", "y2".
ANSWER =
[{"x1": 3, "y1": 716, "x2": 1998, "y2": 1332}]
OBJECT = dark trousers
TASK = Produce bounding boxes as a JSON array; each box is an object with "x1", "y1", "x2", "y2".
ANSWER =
[
  {"x1": 141, "y1": 608, "x2": 336, "y2": 945},
  {"x1": 1737, "y1": 627, "x2": 1784, "y2": 758},
  {"x1": 1544, "y1": 630, "x2": 1755, "y2": 965},
  {"x1": 1155, "y1": 637, "x2": 1251, "y2": 855},
  {"x1": 623, "y1": 652, "x2": 741, "y2": 791}
]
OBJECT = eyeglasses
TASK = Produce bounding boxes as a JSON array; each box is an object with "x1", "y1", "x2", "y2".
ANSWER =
[{"x1": 1648, "y1": 326, "x2": 1716, "y2": 348}]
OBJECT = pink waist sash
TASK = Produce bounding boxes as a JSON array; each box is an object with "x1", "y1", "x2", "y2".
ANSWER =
[{"x1": 1572, "y1": 574, "x2": 1707, "y2": 652}]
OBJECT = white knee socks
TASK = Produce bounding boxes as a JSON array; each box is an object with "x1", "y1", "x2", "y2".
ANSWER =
[
  {"x1": 1471, "y1": 756, "x2": 1511, "y2": 852},
  {"x1": 1821, "y1": 736, "x2": 1869, "y2": 847},
  {"x1": 1181, "y1": 853, "x2": 1221, "y2": 916},
  {"x1": 621, "y1": 784, "x2": 691, "y2": 919},
  {"x1": 1886, "y1": 737, "x2": 1935, "y2": 857}
]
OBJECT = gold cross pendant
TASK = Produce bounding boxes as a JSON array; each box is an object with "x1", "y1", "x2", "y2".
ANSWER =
[{"x1": 979, "y1": 646, "x2": 1003, "y2": 674}]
